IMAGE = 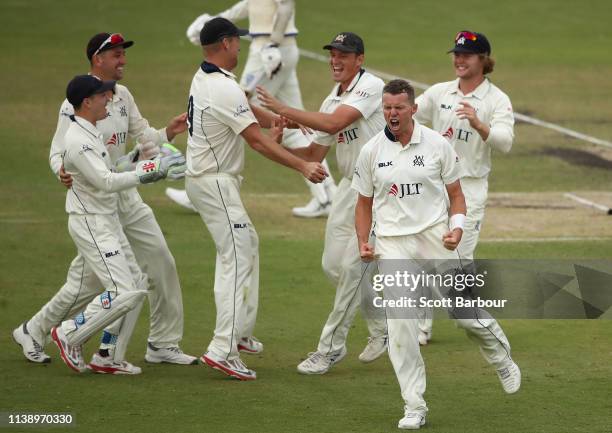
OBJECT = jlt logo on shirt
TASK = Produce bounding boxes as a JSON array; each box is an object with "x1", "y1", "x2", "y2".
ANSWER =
[
  {"x1": 441, "y1": 127, "x2": 472, "y2": 142},
  {"x1": 338, "y1": 127, "x2": 358, "y2": 144},
  {"x1": 388, "y1": 182, "x2": 423, "y2": 198},
  {"x1": 106, "y1": 132, "x2": 127, "y2": 147}
]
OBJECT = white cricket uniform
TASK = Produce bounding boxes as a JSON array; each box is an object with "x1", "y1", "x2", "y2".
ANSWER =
[
  {"x1": 28, "y1": 84, "x2": 185, "y2": 351},
  {"x1": 55, "y1": 116, "x2": 147, "y2": 342},
  {"x1": 414, "y1": 78, "x2": 514, "y2": 336},
  {"x1": 217, "y1": 0, "x2": 335, "y2": 205},
  {"x1": 415, "y1": 78, "x2": 514, "y2": 259},
  {"x1": 185, "y1": 61, "x2": 259, "y2": 360},
  {"x1": 352, "y1": 121, "x2": 512, "y2": 416},
  {"x1": 308, "y1": 69, "x2": 387, "y2": 354}
]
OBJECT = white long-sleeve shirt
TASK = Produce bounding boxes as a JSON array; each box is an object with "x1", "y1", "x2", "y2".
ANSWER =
[
  {"x1": 63, "y1": 116, "x2": 139, "y2": 215},
  {"x1": 415, "y1": 78, "x2": 514, "y2": 179},
  {"x1": 49, "y1": 83, "x2": 168, "y2": 211}
]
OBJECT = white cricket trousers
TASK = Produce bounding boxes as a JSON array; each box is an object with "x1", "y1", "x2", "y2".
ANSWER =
[
  {"x1": 316, "y1": 177, "x2": 387, "y2": 354},
  {"x1": 57, "y1": 214, "x2": 146, "y2": 340},
  {"x1": 418, "y1": 177, "x2": 487, "y2": 335},
  {"x1": 186, "y1": 174, "x2": 259, "y2": 360},
  {"x1": 377, "y1": 222, "x2": 512, "y2": 416},
  {"x1": 27, "y1": 194, "x2": 185, "y2": 349}
]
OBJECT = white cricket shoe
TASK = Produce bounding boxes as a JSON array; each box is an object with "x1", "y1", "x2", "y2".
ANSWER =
[
  {"x1": 238, "y1": 336, "x2": 263, "y2": 354},
  {"x1": 145, "y1": 343, "x2": 198, "y2": 365},
  {"x1": 297, "y1": 346, "x2": 347, "y2": 375},
  {"x1": 165, "y1": 187, "x2": 197, "y2": 212},
  {"x1": 201, "y1": 352, "x2": 256, "y2": 381},
  {"x1": 398, "y1": 412, "x2": 426, "y2": 430},
  {"x1": 87, "y1": 353, "x2": 142, "y2": 375},
  {"x1": 51, "y1": 326, "x2": 86, "y2": 373},
  {"x1": 496, "y1": 360, "x2": 521, "y2": 394},
  {"x1": 358, "y1": 335, "x2": 388, "y2": 363},
  {"x1": 13, "y1": 322, "x2": 51, "y2": 364},
  {"x1": 418, "y1": 331, "x2": 431, "y2": 346},
  {"x1": 292, "y1": 198, "x2": 330, "y2": 218}
]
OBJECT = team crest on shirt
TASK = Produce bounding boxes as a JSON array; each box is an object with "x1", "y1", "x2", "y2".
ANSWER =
[
  {"x1": 413, "y1": 155, "x2": 425, "y2": 167},
  {"x1": 79, "y1": 144, "x2": 93, "y2": 154},
  {"x1": 234, "y1": 104, "x2": 250, "y2": 117},
  {"x1": 354, "y1": 89, "x2": 370, "y2": 98},
  {"x1": 119, "y1": 106, "x2": 127, "y2": 117}
]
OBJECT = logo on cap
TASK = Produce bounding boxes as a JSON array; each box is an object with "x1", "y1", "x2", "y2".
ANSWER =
[
  {"x1": 335, "y1": 34, "x2": 347, "y2": 42},
  {"x1": 457, "y1": 36, "x2": 466, "y2": 45}
]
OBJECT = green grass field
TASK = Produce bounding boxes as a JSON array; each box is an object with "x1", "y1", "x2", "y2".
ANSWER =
[{"x1": 1, "y1": 1, "x2": 612, "y2": 432}]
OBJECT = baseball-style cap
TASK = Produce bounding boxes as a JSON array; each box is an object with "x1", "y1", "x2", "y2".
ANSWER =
[
  {"x1": 200, "y1": 17, "x2": 248, "y2": 45},
  {"x1": 86, "y1": 32, "x2": 134, "y2": 60},
  {"x1": 323, "y1": 32, "x2": 365, "y2": 54},
  {"x1": 66, "y1": 75, "x2": 116, "y2": 107},
  {"x1": 447, "y1": 30, "x2": 491, "y2": 55}
]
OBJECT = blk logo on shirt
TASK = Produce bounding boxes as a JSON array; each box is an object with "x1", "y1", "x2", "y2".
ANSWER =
[
  {"x1": 378, "y1": 161, "x2": 393, "y2": 168},
  {"x1": 389, "y1": 182, "x2": 423, "y2": 198}
]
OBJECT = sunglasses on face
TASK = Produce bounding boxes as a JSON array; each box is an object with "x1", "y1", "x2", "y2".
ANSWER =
[
  {"x1": 93, "y1": 33, "x2": 125, "y2": 57},
  {"x1": 455, "y1": 31, "x2": 478, "y2": 42}
]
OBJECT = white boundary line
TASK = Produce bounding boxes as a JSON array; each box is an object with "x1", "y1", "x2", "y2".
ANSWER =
[
  {"x1": 564, "y1": 193, "x2": 612, "y2": 214},
  {"x1": 481, "y1": 236, "x2": 612, "y2": 243},
  {"x1": 299, "y1": 48, "x2": 612, "y2": 149}
]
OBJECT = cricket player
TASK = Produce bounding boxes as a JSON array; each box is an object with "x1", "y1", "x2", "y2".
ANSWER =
[
  {"x1": 12, "y1": 33, "x2": 197, "y2": 372},
  {"x1": 170, "y1": 0, "x2": 337, "y2": 217},
  {"x1": 353, "y1": 79, "x2": 520, "y2": 429},
  {"x1": 187, "y1": 18, "x2": 327, "y2": 380},
  {"x1": 414, "y1": 31, "x2": 515, "y2": 345},
  {"x1": 48, "y1": 75, "x2": 181, "y2": 373},
  {"x1": 257, "y1": 32, "x2": 388, "y2": 374}
]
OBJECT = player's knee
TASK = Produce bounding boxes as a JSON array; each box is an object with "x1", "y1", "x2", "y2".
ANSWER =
[{"x1": 322, "y1": 254, "x2": 340, "y2": 283}]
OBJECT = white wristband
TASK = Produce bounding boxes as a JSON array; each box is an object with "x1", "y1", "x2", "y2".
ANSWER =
[{"x1": 450, "y1": 214, "x2": 466, "y2": 231}]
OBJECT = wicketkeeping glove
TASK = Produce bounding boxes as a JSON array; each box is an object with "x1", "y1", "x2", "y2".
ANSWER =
[
  {"x1": 159, "y1": 143, "x2": 187, "y2": 180},
  {"x1": 135, "y1": 153, "x2": 185, "y2": 184},
  {"x1": 135, "y1": 140, "x2": 160, "y2": 160},
  {"x1": 186, "y1": 13, "x2": 213, "y2": 45},
  {"x1": 260, "y1": 44, "x2": 282, "y2": 78},
  {"x1": 113, "y1": 149, "x2": 138, "y2": 173}
]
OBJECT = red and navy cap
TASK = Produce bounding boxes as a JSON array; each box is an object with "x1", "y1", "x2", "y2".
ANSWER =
[
  {"x1": 86, "y1": 33, "x2": 134, "y2": 60},
  {"x1": 447, "y1": 31, "x2": 491, "y2": 55}
]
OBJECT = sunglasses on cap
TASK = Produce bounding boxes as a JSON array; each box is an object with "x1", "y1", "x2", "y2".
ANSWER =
[
  {"x1": 455, "y1": 31, "x2": 478, "y2": 43},
  {"x1": 93, "y1": 33, "x2": 126, "y2": 57}
]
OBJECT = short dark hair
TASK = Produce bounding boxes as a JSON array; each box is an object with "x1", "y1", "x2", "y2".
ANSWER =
[{"x1": 383, "y1": 79, "x2": 415, "y2": 104}]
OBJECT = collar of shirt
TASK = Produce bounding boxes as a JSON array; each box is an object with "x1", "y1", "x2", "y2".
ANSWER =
[
  {"x1": 332, "y1": 68, "x2": 366, "y2": 99},
  {"x1": 383, "y1": 119, "x2": 423, "y2": 150},
  {"x1": 200, "y1": 61, "x2": 236, "y2": 78},
  {"x1": 450, "y1": 77, "x2": 490, "y2": 99},
  {"x1": 73, "y1": 115, "x2": 102, "y2": 139}
]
